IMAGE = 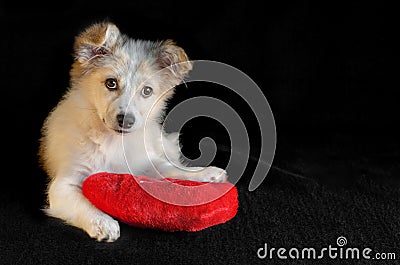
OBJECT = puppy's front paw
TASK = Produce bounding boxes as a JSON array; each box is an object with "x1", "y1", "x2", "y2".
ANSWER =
[
  {"x1": 200, "y1": 166, "x2": 228, "y2": 183},
  {"x1": 86, "y1": 213, "x2": 120, "y2": 242}
]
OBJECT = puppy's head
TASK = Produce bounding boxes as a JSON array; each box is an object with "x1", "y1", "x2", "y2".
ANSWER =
[{"x1": 70, "y1": 22, "x2": 192, "y2": 133}]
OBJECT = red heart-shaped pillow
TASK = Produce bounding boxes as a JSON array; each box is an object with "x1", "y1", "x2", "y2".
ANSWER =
[{"x1": 82, "y1": 172, "x2": 238, "y2": 232}]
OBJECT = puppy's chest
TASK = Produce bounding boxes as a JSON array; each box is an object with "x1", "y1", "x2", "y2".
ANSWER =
[{"x1": 86, "y1": 130, "x2": 156, "y2": 174}]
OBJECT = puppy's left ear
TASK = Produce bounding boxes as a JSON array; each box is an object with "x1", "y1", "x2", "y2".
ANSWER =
[{"x1": 157, "y1": 40, "x2": 193, "y2": 83}]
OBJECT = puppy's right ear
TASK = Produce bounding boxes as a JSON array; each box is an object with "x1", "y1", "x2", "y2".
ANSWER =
[{"x1": 73, "y1": 22, "x2": 120, "y2": 64}]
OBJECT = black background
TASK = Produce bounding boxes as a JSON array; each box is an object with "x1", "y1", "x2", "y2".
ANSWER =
[
  {"x1": 2, "y1": 0, "x2": 396, "y2": 135},
  {"x1": 1, "y1": 0, "x2": 398, "y2": 264},
  {"x1": 2, "y1": 0, "x2": 396, "y2": 189}
]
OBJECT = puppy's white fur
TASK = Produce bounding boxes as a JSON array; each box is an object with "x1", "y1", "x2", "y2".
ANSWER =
[{"x1": 39, "y1": 22, "x2": 227, "y2": 242}]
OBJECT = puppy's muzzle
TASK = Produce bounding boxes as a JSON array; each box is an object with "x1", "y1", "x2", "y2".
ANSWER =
[{"x1": 116, "y1": 113, "x2": 135, "y2": 129}]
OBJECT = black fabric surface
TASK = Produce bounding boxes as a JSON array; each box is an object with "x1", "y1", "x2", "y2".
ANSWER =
[
  {"x1": 1, "y1": 0, "x2": 398, "y2": 264},
  {"x1": 1, "y1": 133, "x2": 399, "y2": 264}
]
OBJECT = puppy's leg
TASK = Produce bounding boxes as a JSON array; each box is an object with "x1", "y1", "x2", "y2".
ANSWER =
[
  {"x1": 45, "y1": 175, "x2": 120, "y2": 242},
  {"x1": 152, "y1": 133, "x2": 228, "y2": 182},
  {"x1": 148, "y1": 160, "x2": 228, "y2": 182}
]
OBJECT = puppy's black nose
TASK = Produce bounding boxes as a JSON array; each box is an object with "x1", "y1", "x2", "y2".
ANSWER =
[{"x1": 116, "y1": 113, "x2": 135, "y2": 129}]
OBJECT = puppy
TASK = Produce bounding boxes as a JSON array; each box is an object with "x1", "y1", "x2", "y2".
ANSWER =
[{"x1": 39, "y1": 22, "x2": 228, "y2": 242}]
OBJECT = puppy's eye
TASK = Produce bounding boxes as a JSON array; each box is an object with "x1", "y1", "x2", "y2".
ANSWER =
[
  {"x1": 141, "y1": 86, "x2": 153, "y2": 97},
  {"x1": 105, "y1": 78, "x2": 118, "y2": 91}
]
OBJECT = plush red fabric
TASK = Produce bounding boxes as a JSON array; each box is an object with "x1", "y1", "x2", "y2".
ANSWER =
[{"x1": 82, "y1": 172, "x2": 238, "y2": 232}]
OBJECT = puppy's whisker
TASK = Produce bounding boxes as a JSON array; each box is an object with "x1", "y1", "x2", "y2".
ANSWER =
[
  {"x1": 146, "y1": 117, "x2": 164, "y2": 124},
  {"x1": 75, "y1": 107, "x2": 96, "y2": 111},
  {"x1": 181, "y1": 78, "x2": 188, "y2": 89},
  {"x1": 71, "y1": 104, "x2": 96, "y2": 111}
]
